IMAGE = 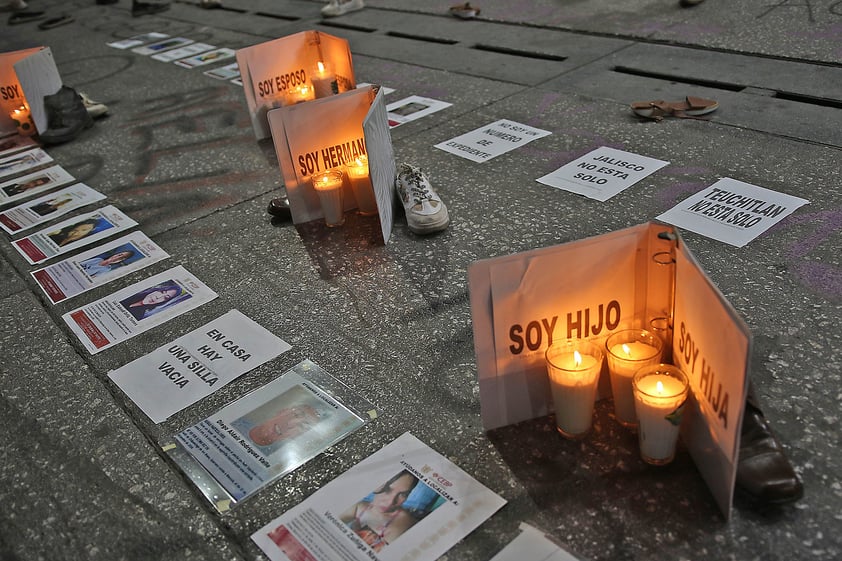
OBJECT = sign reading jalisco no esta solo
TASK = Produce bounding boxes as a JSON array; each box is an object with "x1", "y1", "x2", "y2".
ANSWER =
[
  {"x1": 468, "y1": 222, "x2": 751, "y2": 519},
  {"x1": 236, "y1": 30, "x2": 356, "y2": 140}
]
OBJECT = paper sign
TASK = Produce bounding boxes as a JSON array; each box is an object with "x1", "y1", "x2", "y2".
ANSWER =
[
  {"x1": 268, "y1": 85, "x2": 396, "y2": 243},
  {"x1": 467, "y1": 222, "x2": 750, "y2": 519},
  {"x1": 31, "y1": 232, "x2": 169, "y2": 304},
  {"x1": 357, "y1": 82, "x2": 394, "y2": 95},
  {"x1": 0, "y1": 47, "x2": 62, "y2": 134},
  {"x1": 434, "y1": 119, "x2": 551, "y2": 163},
  {"x1": 0, "y1": 148, "x2": 53, "y2": 181},
  {"x1": 107, "y1": 32, "x2": 169, "y2": 50},
  {"x1": 386, "y1": 95, "x2": 451, "y2": 128},
  {"x1": 0, "y1": 164, "x2": 74, "y2": 206},
  {"x1": 151, "y1": 43, "x2": 215, "y2": 63},
  {"x1": 536, "y1": 146, "x2": 669, "y2": 201},
  {"x1": 252, "y1": 432, "x2": 506, "y2": 561},
  {"x1": 132, "y1": 38, "x2": 195, "y2": 56},
  {"x1": 63, "y1": 265, "x2": 218, "y2": 354},
  {"x1": 490, "y1": 523, "x2": 583, "y2": 561},
  {"x1": 204, "y1": 62, "x2": 240, "y2": 81},
  {"x1": 175, "y1": 48, "x2": 236, "y2": 69},
  {"x1": 235, "y1": 31, "x2": 356, "y2": 140},
  {"x1": 109, "y1": 309, "x2": 291, "y2": 423},
  {"x1": 169, "y1": 360, "x2": 370, "y2": 510},
  {"x1": 656, "y1": 177, "x2": 810, "y2": 247},
  {"x1": 13, "y1": 205, "x2": 137, "y2": 265},
  {"x1": 0, "y1": 183, "x2": 105, "y2": 234}
]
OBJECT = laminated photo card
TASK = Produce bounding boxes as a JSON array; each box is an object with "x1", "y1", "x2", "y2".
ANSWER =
[
  {"x1": 268, "y1": 85, "x2": 396, "y2": 244},
  {"x1": 236, "y1": 30, "x2": 356, "y2": 140},
  {"x1": 468, "y1": 222, "x2": 751, "y2": 519}
]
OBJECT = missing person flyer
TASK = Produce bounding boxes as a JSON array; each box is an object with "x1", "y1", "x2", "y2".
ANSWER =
[
  {"x1": 0, "y1": 165, "x2": 75, "y2": 206},
  {"x1": 0, "y1": 135, "x2": 38, "y2": 158},
  {"x1": 63, "y1": 265, "x2": 218, "y2": 354},
  {"x1": 31, "y1": 232, "x2": 169, "y2": 304},
  {"x1": 0, "y1": 148, "x2": 53, "y2": 182},
  {"x1": 109, "y1": 309, "x2": 291, "y2": 423},
  {"x1": 170, "y1": 360, "x2": 369, "y2": 509},
  {"x1": 12, "y1": 205, "x2": 138, "y2": 265},
  {"x1": 0, "y1": 183, "x2": 106, "y2": 234},
  {"x1": 252, "y1": 432, "x2": 506, "y2": 561}
]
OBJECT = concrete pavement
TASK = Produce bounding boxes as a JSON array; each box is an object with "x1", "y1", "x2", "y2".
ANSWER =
[{"x1": 1, "y1": 1, "x2": 840, "y2": 560}]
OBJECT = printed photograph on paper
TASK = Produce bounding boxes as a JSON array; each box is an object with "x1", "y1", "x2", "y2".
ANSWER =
[
  {"x1": 132, "y1": 37, "x2": 195, "y2": 56},
  {"x1": 0, "y1": 135, "x2": 38, "y2": 158},
  {"x1": 252, "y1": 432, "x2": 506, "y2": 561},
  {"x1": 174, "y1": 48, "x2": 236, "y2": 69},
  {"x1": 0, "y1": 183, "x2": 106, "y2": 234},
  {"x1": 62, "y1": 265, "x2": 217, "y2": 354},
  {"x1": 0, "y1": 165, "x2": 75, "y2": 205},
  {"x1": 172, "y1": 364, "x2": 366, "y2": 506},
  {"x1": 0, "y1": 148, "x2": 53, "y2": 181},
  {"x1": 31, "y1": 232, "x2": 169, "y2": 304},
  {"x1": 386, "y1": 96, "x2": 451, "y2": 128},
  {"x1": 12, "y1": 205, "x2": 137, "y2": 265},
  {"x1": 204, "y1": 62, "x2": 240, "y2": 80},
  {"x1": 107, "y1": 32, "x2": 170, "y2": 49}
]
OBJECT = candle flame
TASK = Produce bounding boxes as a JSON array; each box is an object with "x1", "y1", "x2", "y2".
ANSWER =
[
  {"x1": 656, "y1": 380, "x2": 664, "y2": 395},
  {"x1": 622, "y1": 343, "x2": 631, "y2": 356},
  {"x1": 317, "y1": 61, "x2": 325, "y2": 73},
  {"x1": 573, "y1": 350, "x2": 582, "y2": 367}
]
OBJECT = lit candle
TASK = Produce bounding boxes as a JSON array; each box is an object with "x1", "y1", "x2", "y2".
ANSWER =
[
  {"x1": 284, "y1": 84, "x2": 315, "y2": 105},
  {"x1": 605, "y1": 329, "x2": 663, "y2": 427},
  {"x1": 311, "y1": 61, "x2": 337, "y2": 99},
  {"x1": 10, "y1": 104, "x2": 35, "y2": 136},
  {"x1": 545, "y1": 339, "x2": 604, "y2": 439},
  {"x1": 311, "y1": 169, "x2": 345, "y2": 227},
  {"x1": 632, "y1": 364, "x2": 689, "y2": 465},
  {"x1": 346, "y1": 156, "x2": 378, "y2": 216}
]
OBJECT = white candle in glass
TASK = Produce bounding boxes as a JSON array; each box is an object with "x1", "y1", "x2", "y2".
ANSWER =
[
  {"x1": 633, "y1": 364, "x2": 689, "y2": 465},
  {"x1": 545, "y1": 339, "x2": 604, "y2": 438},
  {"x1": 605, "y1": 330, "x2": 663, "y2": 427}
]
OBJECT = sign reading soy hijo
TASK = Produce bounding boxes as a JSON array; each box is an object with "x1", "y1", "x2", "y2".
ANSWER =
[
  {"x1": 468, "y1": 222, "x2": 750, "y2": 519},
  {"x1": 268, "y1": 85, "x2": 397, "y2": 244},
  {"x1": 236, "y1": 31, "x2": 356, "y2": 140},
  {"x1": 109, "y1": 310, "x2": 291, "y2": 423}
]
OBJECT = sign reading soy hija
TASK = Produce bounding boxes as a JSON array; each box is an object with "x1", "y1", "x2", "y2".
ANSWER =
[
  {"x1": 434, "y1": 119, "x2": 551, "y2": 163},
  {"x1": 657, "y1": 177, "x2": 809, "y2": 247},
  {"x1": 236, "y1": 31, "x2": 356, "y2": 140},
  {"x1": 268, "y1": 85, "x2": 397, "y2": 244},
  {"x1": 536, "y1": 146, "x2": 669, "y2": 202},
  {"x1": 109, "y1": 310, "x2": 291, "y2": 423},
  {"x1": 468, "y1": 222, "x2": 751, "y2": 519},
  {"x1": 0, "y1": 47, "x2": 63, "y2": 135}
]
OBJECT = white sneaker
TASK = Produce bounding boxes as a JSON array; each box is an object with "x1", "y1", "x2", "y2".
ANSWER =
[
  {"x1": 321, "y1": 0, "x2": 364, "y2": 17},
  {"x1": 0, "y1": 0, "x2": 28, "y2": 11},
  {"x1": 79, "y1": 92, "x2": 109, "y2": 118},
  {"x1": 395, "y1": 163, "x2": 450, "y2": 235}
]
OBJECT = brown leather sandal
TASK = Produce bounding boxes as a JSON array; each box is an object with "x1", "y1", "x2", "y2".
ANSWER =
[{"x1": 631, "y1": 96, "x2": 718, "y2": 120}]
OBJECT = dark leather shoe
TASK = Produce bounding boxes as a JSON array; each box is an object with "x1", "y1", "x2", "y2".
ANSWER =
[
  {"x1": 132, "y1": 1, "x2": 170, "y2": 16},
  {"x1": 736, "y1": 405, "x2": 803, "y2": 505},
  {"x1": 39, "y1": 86, "x2": 94, "y2": 145}
]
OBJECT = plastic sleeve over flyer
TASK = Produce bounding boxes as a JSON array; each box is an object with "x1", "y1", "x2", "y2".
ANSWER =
[
  {"x1": 251, "y1": 432, "x2": 506, "y2": 561},
  {"x1": 165, "y1": 360, "x2": 374, "y2": 513}
]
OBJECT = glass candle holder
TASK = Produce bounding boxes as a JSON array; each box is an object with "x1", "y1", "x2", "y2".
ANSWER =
[
  {"x1": 605, "y1": 329, "x2": 663, "y2": 427},
  {"x1": 346, "y1": 156, "x2": 377, "y2": 215},
  {"x1": 633, "y1": 364, "x2": 689, "y2": 465},
  {"x1": 311, "y1": 61, "x2": 337, "y2": 99},
  {"x1": 545, "y1": 339, "x2": 604, "y2": 439},
  {"x1": 311, "y1": 169, "x2": 345, "y2": 227}
]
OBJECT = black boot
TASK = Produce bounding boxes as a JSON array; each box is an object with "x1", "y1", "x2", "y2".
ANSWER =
[
  {"x1": 39, "y1": 86, "x2": 94, "y2": 145},
  {"x1": 736, "y1": 383, "x2": 803, "y2": 505}
]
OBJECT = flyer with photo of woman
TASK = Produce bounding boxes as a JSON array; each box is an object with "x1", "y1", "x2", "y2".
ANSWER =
[
  {"x1": 251, "y1": 432, "x2": 506, "y2": 561},
  {"x1": 0, "y1": 183, "x2": 106, "y2": 234}
]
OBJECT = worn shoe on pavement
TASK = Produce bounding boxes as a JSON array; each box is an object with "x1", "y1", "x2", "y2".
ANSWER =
[
  {"x1": 132, "y1": 1, "x2": 170, "y2": 16},
  {"x1": 8, "y1": 9, "x2": 44, "y2": 23},
  {"x1": 321, "y1": 0, "x2": 364, "y2": 17},
  {"x1": 449, "y1": 2, "x2": 480, "y2": 19},
  {"x1": 736, "y1": 401, "x2": 804, "y2": 505},
  {"x1": 395, "y1": 163, "x2": 450, "y2": 235},
  {"x1": 79, "y1": 92, "x2": 109, "y2": 118},
  {"x1": 0, "y1": 0, "x2": 28, "y2": 12},
  {"x1": 39, "y1": 86, "x2": 94, "y2": 145}
]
